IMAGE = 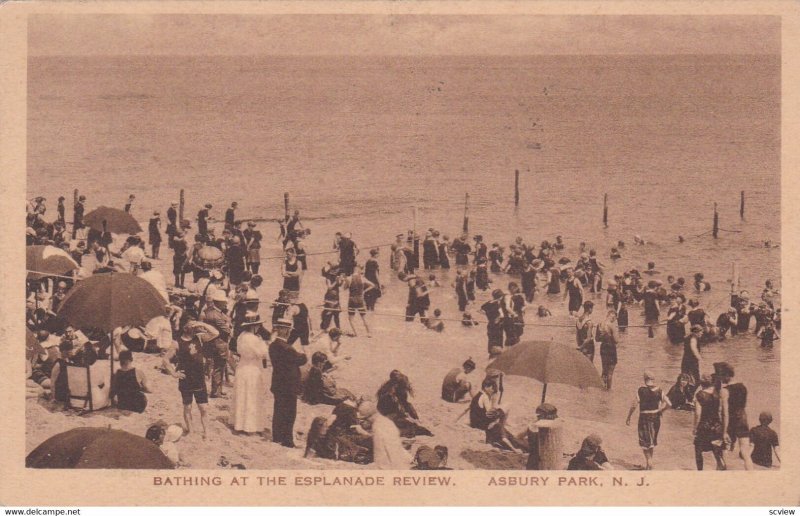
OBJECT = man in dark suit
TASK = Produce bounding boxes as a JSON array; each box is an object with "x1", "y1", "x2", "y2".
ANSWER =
[
  {"x1": 269, "y1": 323, "x2": 307, "y2": 447},
  {"x1": 166, "y1": 202, "x2": 178, "y2": 249},
  {"x1": 224, "y1": 202, "x2": 237, "y2": 230},
  {"x1": 198, "y1": 203, "x2": 212, "y2": 240},
  {"x1": 72, "y1": 195, "x2": 86, "y2": 239}
]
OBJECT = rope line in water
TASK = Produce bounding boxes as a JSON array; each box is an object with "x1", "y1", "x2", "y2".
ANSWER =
[
  {"x1": 260, "y1": 300, "x2": 671, "y2": 330},
  {"x1": 257, "y1": 241, "x2": 397, "y2": 261}
]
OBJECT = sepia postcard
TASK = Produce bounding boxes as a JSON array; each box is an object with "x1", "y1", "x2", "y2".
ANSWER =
[{"x1": 1, "y1": 0, "x2": 798, "y2": 507}]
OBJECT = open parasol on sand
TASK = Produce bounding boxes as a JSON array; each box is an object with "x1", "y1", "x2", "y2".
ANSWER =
[
  {"x1": 57, "y1": 272, "x2": 167, "y2": 377},
  {"x1": 194, "y1": 244, "x2": 224, "y2": 270},
  {"x1": 84, "y1": 206, "x2": 142, "y2": 234},
  {"x1": 26, "y1": 427, "x2": 174, "y2": 469},
  {"x1": 26, "y1": 245, "x2": 79, "y2": 279},
  {"x1": 57, "y1": 272, "x2": 166, "y2": 332},
  {"x1": 487, "y1": 340, "x2": 604, "y2": 403}
]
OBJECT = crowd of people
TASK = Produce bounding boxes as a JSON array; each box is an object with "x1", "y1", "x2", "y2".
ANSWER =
[{"x1": 24, "y1": 194, "x2": 782, "y2": 471}]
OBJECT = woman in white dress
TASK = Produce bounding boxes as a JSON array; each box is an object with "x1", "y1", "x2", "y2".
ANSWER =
[{"x1": 231, "y1": 311, "x2": 269, "y2": 434}]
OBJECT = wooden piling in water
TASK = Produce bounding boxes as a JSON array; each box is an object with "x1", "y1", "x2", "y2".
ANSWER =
[
  {"x1": 713, "y1": 202, "x2": 719, "y2": 239},
  {"x1": 462, "y1": 193, "x2": 470, "y2": 234},
  {"x1": 603, "y1": 193, "x2": 608, "y2": 228},
  {"x1": 284, "y1": 192, "x2": 290, "y2": 220},
  {"x1": 73, "y1": 189, "x2": 78, "y2": 208},
  {"x1": 179, "y1": 189, "x2": 185, "y2": 224},
  {"x1": 514, "y1": 170, "x2": 520, "y2": 206},
  {"x1": 740, "y1": 190, "x2": 745, "y2": 219}
]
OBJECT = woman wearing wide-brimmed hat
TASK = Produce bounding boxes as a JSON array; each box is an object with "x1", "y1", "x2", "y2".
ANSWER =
[{"x1": 230, "y1": 311, "x2": 269, "y2": 435}]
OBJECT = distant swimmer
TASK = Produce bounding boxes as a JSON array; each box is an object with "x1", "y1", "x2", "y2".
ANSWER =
[
  {"x1": 678, "y1": 236, "x2": 685, "y2": 243},
  {"x1": 633, "y1": 235, "x2": 647, "y2": 246},
  {"x1": 644, "y1": 262, "x2": 660, "y2": 275},
  {"x1": 764, "y1": 240, "x2": 780, "y2": 248},
  {"x1": 694, "y1": 273, "x2": 711, "y2": 292},
  {"x1": 610, "y1": 247, "x2": 622, "y2": 260}
]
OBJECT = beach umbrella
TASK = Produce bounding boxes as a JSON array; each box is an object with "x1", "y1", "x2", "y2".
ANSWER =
[
  {"x1": 57, "y1": 272, "x2": 166, "y2": 333},
  {"x1": 194, "y1": 244, "x2": 224, "y2": 270},
  {"x1": 26, "y1": 427, "x2": 174, "y2": 469},
  {"x1": 84, "y1": 206, "x2": 142, "y2": 234},
  {"x1": 26, "y1": 245, "x2": 79, "y2": 279},
  {"x1": 57, "y1": 272, "x2": 167, "y2": 377},
  {"x1": 487, "y1": 340, "x2": 604, "y2": 403}
]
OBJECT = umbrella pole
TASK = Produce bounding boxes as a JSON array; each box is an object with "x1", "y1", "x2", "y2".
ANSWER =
[
  {"x1": 109, "y1": 331, "x2": 114, "y2": 378},
  {"x1": 541, "y1": 383, "x2": 547, "y2": 404}
]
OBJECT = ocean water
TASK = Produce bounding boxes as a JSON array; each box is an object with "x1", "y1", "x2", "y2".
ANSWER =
[{"x1": 27, "y1": 54, "x2": 781, "y2": 452}]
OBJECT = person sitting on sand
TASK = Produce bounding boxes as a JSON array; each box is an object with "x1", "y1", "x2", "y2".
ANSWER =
[
  {"x1": 376, "y1": 370, "x2": 433, "y2": 437},
  {"x1": 567, "y1": 434, "x2": 612, "y2": 470},
  {"x1": 110, "y1": 350, "x2": 151, "y2": 413},
  {"x1": 304, "y1": 352, "x2": 356, "y2": 406},
  {"x1": 469, "y1": 378, "x2": 524, "y2": 452},
  {"x1": 305, "y1": 402, "x2": 372, "y2": 464},
  {"x1": 358, "y1": 400, "x2": 411, "y2": 469},
  {"x1": 441, "y1": 358, "x2": 477, "y2": 403},
  {"x1": 50, "y1": 339, "x2": 80, "y2": 404}
]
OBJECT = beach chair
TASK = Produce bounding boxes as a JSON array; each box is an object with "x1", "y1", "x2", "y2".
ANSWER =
[
  {"x1": 65, "y1": 364, "x2": 93, "y2": 411},
  {"x1": 66, "y1": 361, "x2": 111, "y2": 411}
]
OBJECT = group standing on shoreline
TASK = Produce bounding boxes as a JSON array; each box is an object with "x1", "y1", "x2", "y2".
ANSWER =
[{"x1": 24, "y1": 193, "x2": 782, "y2": 471}]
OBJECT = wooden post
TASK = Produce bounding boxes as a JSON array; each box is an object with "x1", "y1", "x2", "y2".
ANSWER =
[
  {"x1": 462, "y1": 193, "x2": 470, "y2": 234},
  {"x1": 179, "y1": 189, "x2": 185, "y2": 224},
  {"x1": 603, "y1": 193, "x2": 608, "y2": 228},
  {"x1": 740, "y1": 190, "x2": 745, "y2": 219},
  {"x1": 713, "y1": 202, "x2": 719, "y2": 239},
  {"x1": 514, "y1": 169, "x2": 520, "y2": 206},
  {"x1": 541, "y1": 383, "x2": 548, "y2": 404},
  {"x1": 73, "y1": 189, "x2": 78, "y2": 208},
  {"x1": 284, "y1": 192, "x2": 290, "y2": 220}
]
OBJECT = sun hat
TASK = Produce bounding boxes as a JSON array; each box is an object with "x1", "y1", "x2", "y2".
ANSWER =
[{"x1": 240, "y1": 310, "x2": 263, "y2": 327}]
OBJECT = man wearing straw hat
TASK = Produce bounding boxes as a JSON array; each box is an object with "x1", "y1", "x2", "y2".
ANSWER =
[
  {"x1": 269, "y1": 320, "x2": 308, "y2": 448},
  {"x1": 202, "y1": 289, "x2": 232, "y2": 398}
]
